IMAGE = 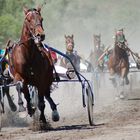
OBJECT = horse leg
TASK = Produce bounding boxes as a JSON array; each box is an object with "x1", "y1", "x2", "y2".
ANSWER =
[
  {"x1": 45, "y1": 91, "x2": 59, "y2": 122},
  {"x1": 119, "y1": 67, "x2": 128, "y2": 99},
  {"x1": 125, "y1": 75, "x2": 129, "y2": 85},
  {"x1": 16, "y1": 84, "x2": 26, "y2": 112},
  {"x1": 109, "y1": 68, "x2": 117, "y2": 87},
  {"x1": 38, "y1": 95, "x2": 46, "y2": 123},
  {"x1": 109, "y1": 68, "x2": 115, "y2": 79},
  {"x1": 4, "y1": 87, "x2": 17, "y2": 112},
  {"x1": 120, "y1": 67, "x2": 127, "y2": 86},
  {"x1": 22, "y1": 84, "x2": 35, "y2": 116},
  {"x1": 124, "y1": 68, "x2": 129, "y2": 85}
]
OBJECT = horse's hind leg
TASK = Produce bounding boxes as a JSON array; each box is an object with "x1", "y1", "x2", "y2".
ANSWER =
[
  {"x1": 22, "y1": 84, "x2": 35, "y2": 116},
  {"x1": 38, "y1": 95, "x2": 46, "y2": 123},
  {"x1": 45, "y1": 92, "x2": 59, "y2": 122},
  {"x1": 16, "y1": 84, "x2": 26, "y2": 112},
  {"x1": 119, "y1": 68, "x2": 128, "y2": 99},
  {"x1": 5, "y1": 87, "x2": 17, "y2": 112}
]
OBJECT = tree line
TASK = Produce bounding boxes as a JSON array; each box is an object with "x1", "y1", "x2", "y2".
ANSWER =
[{"x1": 0, "y1": 0, "x2": 34, "y2": 48}]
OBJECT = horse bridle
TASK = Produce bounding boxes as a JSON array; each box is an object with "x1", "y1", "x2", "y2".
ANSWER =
[
  {"x1": 24, "y1": 10, "x2": 43, "y2": 44},
  {"x1": 66, "y1": 37, "x2": 75, "y2": 52},
  {"x1": 116, "y1": 42, "x2": 128, "y2": 51}
]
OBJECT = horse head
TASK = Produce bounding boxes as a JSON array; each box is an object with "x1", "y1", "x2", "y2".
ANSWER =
[
  {"x1": 22, "y1": 6, "x2": 45, "y2": 45},
  {"x1": 65, "y1": 34, "x2": 74, "y2": 53}
]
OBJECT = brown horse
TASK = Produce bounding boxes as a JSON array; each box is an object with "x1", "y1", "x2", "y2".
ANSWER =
[
  {"x1": 108, "y1": 39, "x2": 129, "y2": 88},
  {"x1": 60, "y1": 35, "x2": 81, "y2": 72},
  {"x1": 6, "y1": 7, "x2": 59, "y2": 124},
  {"x1": 89, "y1": 34, "x2": 104, "y2": 71}
]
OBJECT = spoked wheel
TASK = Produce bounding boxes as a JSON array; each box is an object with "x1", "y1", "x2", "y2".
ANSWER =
[{"x1": 86, "y1": 85, "x2": 94, "y2": 126}]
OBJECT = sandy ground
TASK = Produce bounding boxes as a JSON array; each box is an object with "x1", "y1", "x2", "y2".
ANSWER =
[{"x1": 0, "y1": 72, "x2": 140, "y2": 140}]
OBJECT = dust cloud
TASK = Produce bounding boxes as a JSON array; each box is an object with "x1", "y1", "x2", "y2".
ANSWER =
[{"x1": 34, "y1": 0, "x2": 140, "y2": 57}]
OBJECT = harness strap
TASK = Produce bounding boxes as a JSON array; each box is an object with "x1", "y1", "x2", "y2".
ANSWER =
[{"x1": 43, "y1": 47, "x2": 60, "y2": 82}]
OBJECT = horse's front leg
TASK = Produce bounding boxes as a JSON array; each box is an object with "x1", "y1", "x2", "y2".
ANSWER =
[
  {"x1": 22, "y1": 84, "x2": 35, "y2": 116},
  {"x1": 38, "y1": 95, "x2": 46, "y2": 123},
  {"x1": 109, "y1": 68, "x2": 117, "y2": 87},
  {"x1": 5, "y1": 87, "x2": 17, "y2": 112},
  {"x1": 45, "y1": 90, "x2": 59, "y2": 122},
  {"x1": 125, "y1": 75, "x2": 129, "y2": 85},
  {"x1": 109, "y1": 68, "x2": 115, "y2": 79},
  {"x1": 16, "y1": 83, "x2": 26, "y2": 112},
  {"x1": 120, "y1": 67, "x2": 127, "y2": 86},
  {"x1": 121, "y1": 67, "x2": 129, "y2": 85},
  {"x1": 13, "y1": 74, "x2": 26, "y2": 112}
]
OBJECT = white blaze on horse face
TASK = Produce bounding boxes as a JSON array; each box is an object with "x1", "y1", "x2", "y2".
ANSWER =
[
  {"x1": 34, "y1": 37, "x2": 40, "y2": 44},
  {"x1": 68, "y1": 43, "x2": 73, "y2": 48}
]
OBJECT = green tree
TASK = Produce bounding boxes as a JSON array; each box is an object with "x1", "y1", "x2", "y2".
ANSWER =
[{"x1": 0, "y1": 0, "x2": 34, "y2": 48}]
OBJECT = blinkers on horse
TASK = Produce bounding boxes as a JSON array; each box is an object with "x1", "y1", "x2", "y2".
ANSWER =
[{"x1": 108, "y1": 31, "x2": 129, "y2": 87}]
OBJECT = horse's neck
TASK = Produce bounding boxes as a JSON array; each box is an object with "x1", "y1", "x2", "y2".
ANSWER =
[{"x1": 20, "y1": 23, "x2": 31, "y2": 43}]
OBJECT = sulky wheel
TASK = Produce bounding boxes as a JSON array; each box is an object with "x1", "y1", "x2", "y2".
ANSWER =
[{"x1": 86, "y1": 85, "x2": 94, "y2": 126}]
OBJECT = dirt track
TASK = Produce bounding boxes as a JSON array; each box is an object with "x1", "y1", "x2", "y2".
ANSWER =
[{"x1": 0, "y1": 72, "x2": 140, "y2": 140}]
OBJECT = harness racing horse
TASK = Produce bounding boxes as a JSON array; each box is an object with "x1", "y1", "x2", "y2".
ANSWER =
[
  {"x1": 88, "y1": 34, "x2": 104, "y2": 93},
  {"x1": 89, "y1": 34, "x2": 104, "y2": 71},
  {"x1": 59, "y1": 34, "x2": 93, "y2": 73},
  {"x1": 6, "y1": 6, "x2": 59, "y2": 125},
  {"x1": 60, "y1": 35, "x2": 81, "y2": 72},
  {"x1": 108, "y1": 38, "x2": 129, "y2": 98}
]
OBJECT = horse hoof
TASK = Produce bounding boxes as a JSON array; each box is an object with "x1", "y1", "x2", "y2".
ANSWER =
[
  {"x1": 29, "y1": 108, "x2": 36, "y2": 117},
  {"x1": 52, "y1": 110, "x2": 60, "y2": 122},
  {"x1": 38, "y1": 121, "x2": 52, "y2": 131}
]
